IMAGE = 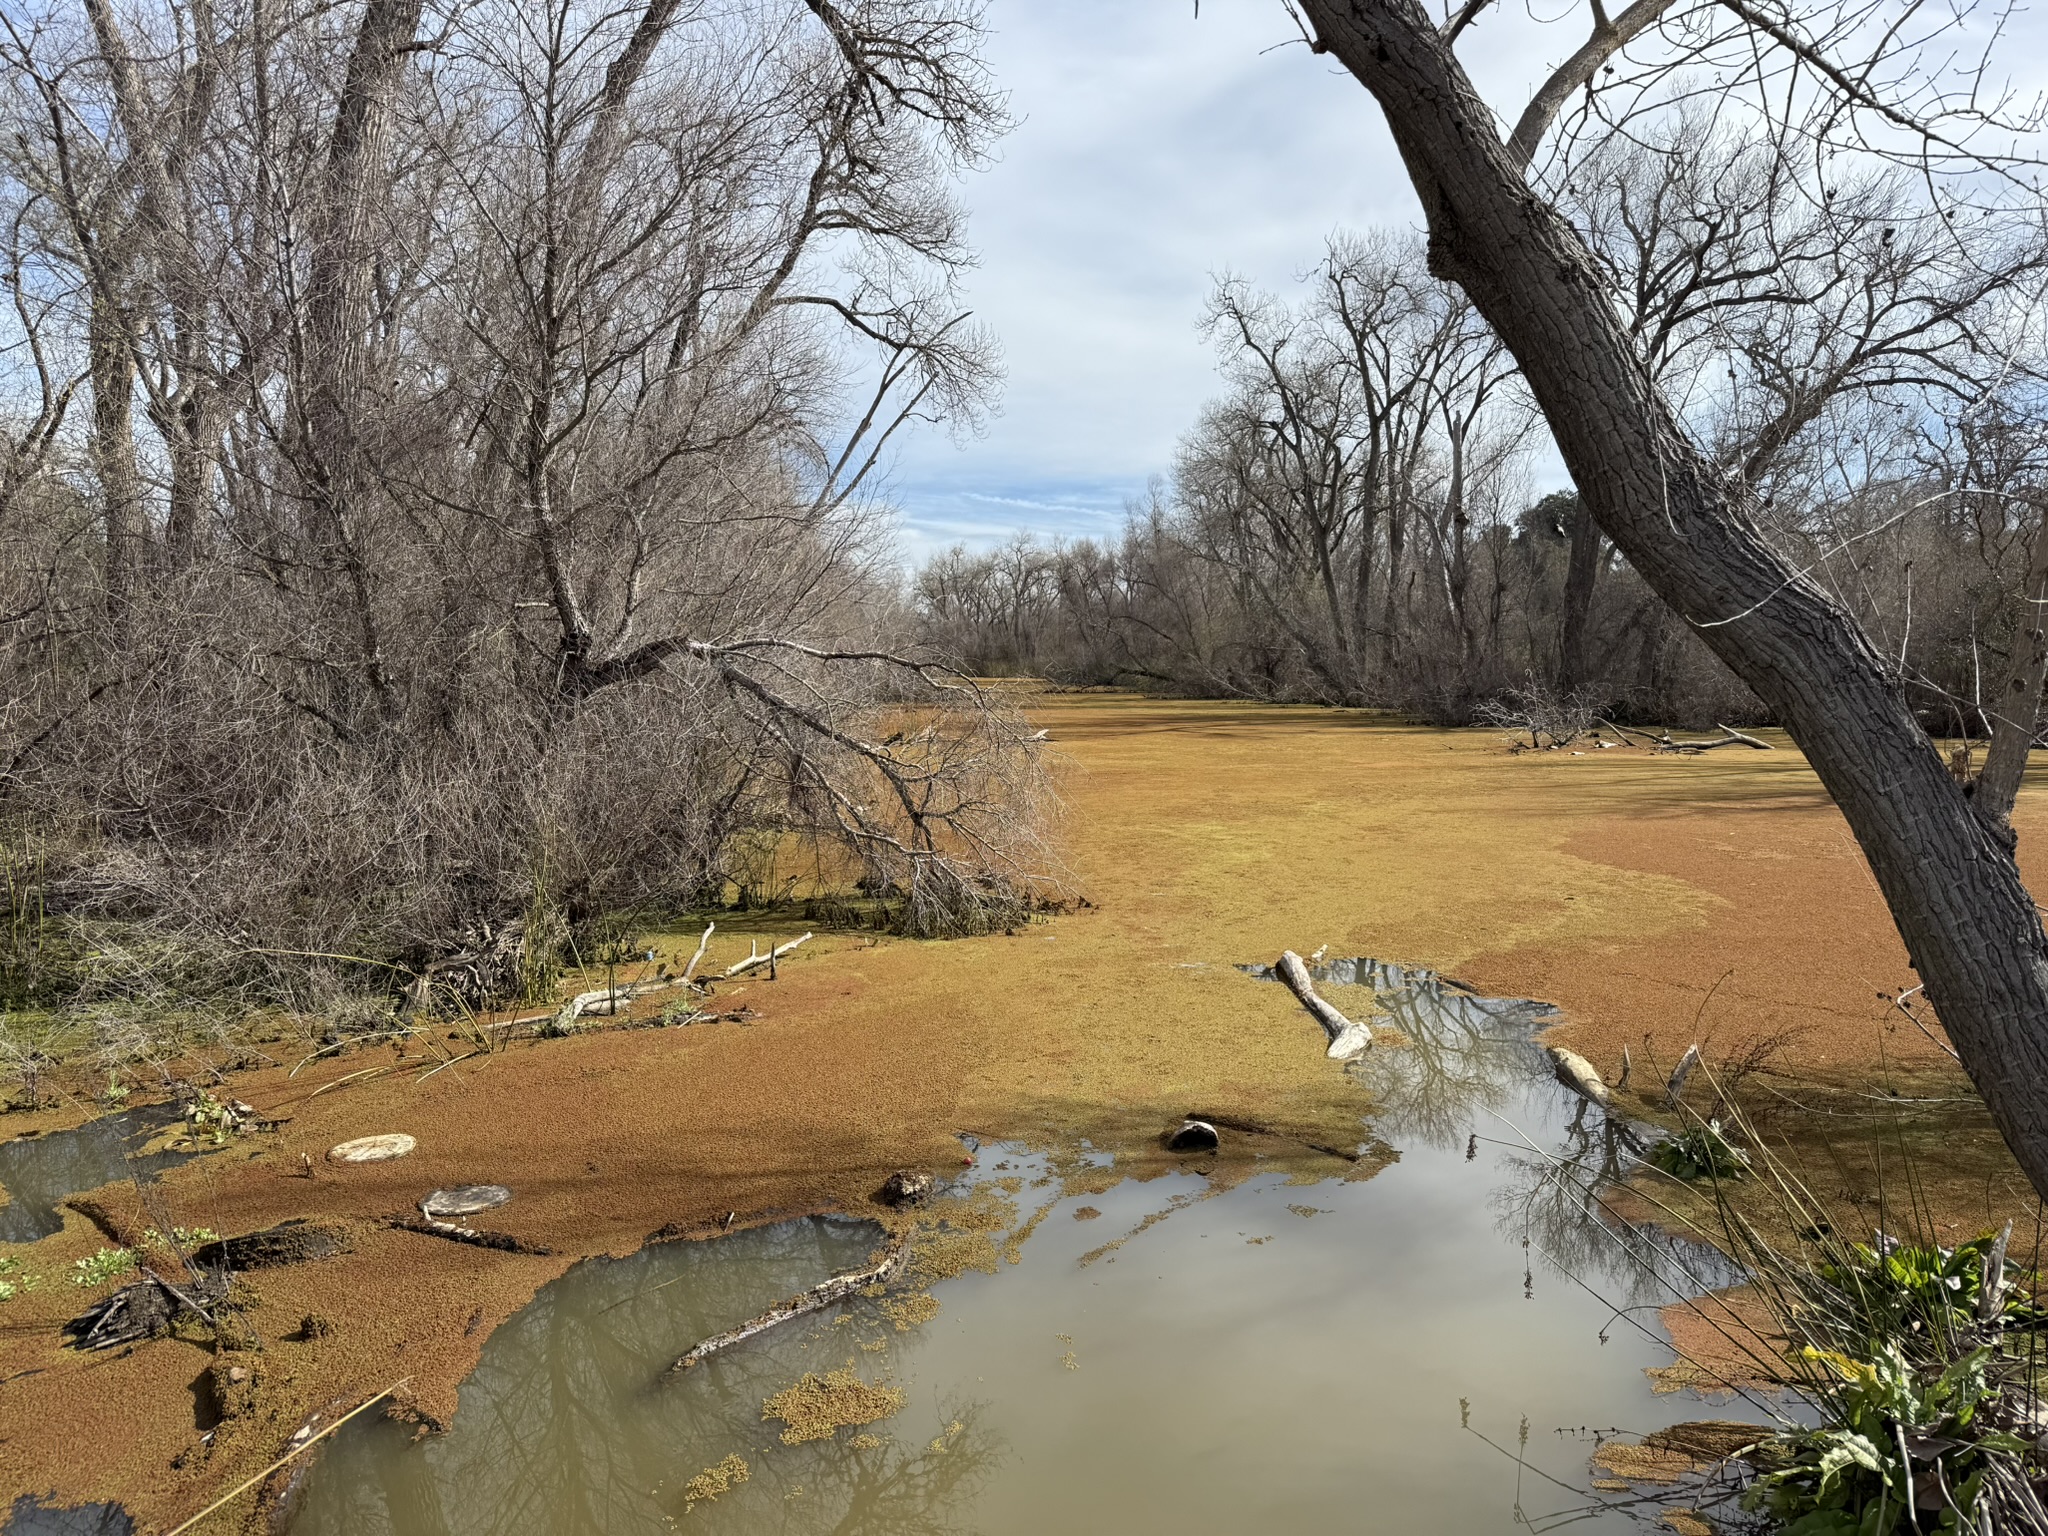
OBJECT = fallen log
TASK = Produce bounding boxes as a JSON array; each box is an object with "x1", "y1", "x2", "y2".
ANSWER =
[
  {"x1": 670, "y1": 1234, "x2": 910, "y2": 1374},
  {"x1": 1663, "y1": 725, "x2": 1773, "y2": 753},
  {"x1": 547, "y1": 975, "x2": 692, "y2": 1033},
  {"x1": 723, "y1": 932, "x2": 813, "y2": 980},
  {"x1": 387, "y1": 1214, "x2": 551, "y2": 1255},
  {"x1": 1597, "y1": 716, "x2": 1665, "y2": 748},
  {"x1": 1275, "y1": 950, "x2": 1372, "y2": 1058},
  {"x1": 1548, "y1": 1046, "x2": 1614, "y2": 1107}
]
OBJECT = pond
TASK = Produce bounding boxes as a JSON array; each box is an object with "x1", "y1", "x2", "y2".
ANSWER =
[
  {"x1": 0, "y1": 1108, "x2": 195, "y2": 1246},
  {"x1": 280, "y1": 960, "x2": 1768, "y2": 1535}
]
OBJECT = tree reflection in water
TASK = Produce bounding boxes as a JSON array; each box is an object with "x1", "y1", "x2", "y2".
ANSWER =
[
  {"x1": 287, "y1": 1216, "x2": 1003, "y2": 1536},
  {"x1": 1265, "y1": 957, "x2": 1746, "y2": 1309}
]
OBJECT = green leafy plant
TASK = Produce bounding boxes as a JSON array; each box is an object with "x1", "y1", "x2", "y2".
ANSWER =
[
  {"x1": 1744, "y1": 1343, "x2": 2024, "y2": 1534},
  {"x1": 1815, "y1": 1233, "x2": 2042, "y2": 1354},
  {"x1": 184, "y1": 1092, "x2": 240, "y2": 1144},
  {"x1": 69, "y1": 1247, "x2": 139, "y2": 1287},
  {"x1": 0, "y1": 1255, "x2": 40, "y2": 1302},
  {"x1": 1648, "y1": 1119, "x2": 1751, "y2": 1181}
]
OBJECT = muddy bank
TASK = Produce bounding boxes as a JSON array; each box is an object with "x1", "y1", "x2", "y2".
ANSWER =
[{"x1": 0, "y1": 695, "x2": 2037, "y2": 1528}]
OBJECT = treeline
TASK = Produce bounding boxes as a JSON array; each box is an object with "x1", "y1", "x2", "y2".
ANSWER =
[{"x1": 914, "y1": 135, "x2": 2048, "y2": 733}]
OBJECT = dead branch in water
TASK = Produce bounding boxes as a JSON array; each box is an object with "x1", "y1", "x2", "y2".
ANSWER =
[
  {"x1": 1662, "y1": 725, "x2": 1774, "y2": 753},
  {"x1": 387, "y1": 1214, "x2": 551, "y2": 1255},
  {"x1": 723, "y1": 932, "x2": 812, "y2": 980},
  {"x1": 1275, "y1": 950, "x2": 1372, "y2": 1058},
  {"x1": 669, "y1": 1234, "x2": 910, "y2": 1373},
  {"x1": 682, "y1": 922, "x2": 716, "y2": 983}
]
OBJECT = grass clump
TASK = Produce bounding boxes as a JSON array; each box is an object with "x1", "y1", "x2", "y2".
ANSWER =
[{"x1": 762, "y1": 1369, "x2": 906, "y2": 1445}]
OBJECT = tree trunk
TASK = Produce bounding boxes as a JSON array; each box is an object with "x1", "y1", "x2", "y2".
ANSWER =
[
  {"x1": 1976, "y1": 498, "x2": 2048, "y2": 823},
  {"x1": 1297, "y1": 0, "x2": 2048, "y2": 1202},
  {"x1": 1558, "y1": 500, "x2": 1601, "y2": 696},
  {"x1": 88, "y1": 295, "x2": 142, "y2": 632},
  {"x1": 296, "y1": 0, "x2": 426, "y2": 722}
]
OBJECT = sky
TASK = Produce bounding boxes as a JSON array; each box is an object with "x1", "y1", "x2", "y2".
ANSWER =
[
  {"x1": 885, "y1": 0, "x2": 1559, "y2": 564},
  {"x1": 882, "y1": 0, "x2": 2048, "y2": 566}
]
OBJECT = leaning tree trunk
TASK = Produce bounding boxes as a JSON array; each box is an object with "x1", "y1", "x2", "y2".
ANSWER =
[{"x1": 1297, "y1": 0, "x2": 2048, "y2": 1202}]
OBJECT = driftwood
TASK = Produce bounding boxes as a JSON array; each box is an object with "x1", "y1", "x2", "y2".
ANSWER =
[
  {"x1": 682, "y1": 921, "x2": 716, "y2": 983},
  {"x1": 1548, "y1": 1046, "x2": 1614, "y2": 1107},
  {"x1": 1667, "y1": 1043, "x2": 1703, "y2": 1105},
  {"x1": 1275, "y1": 950, "x2": 1372, "y2": 1058},
  {"x1": 1597, "y1": 716, "x2": 1663, "y2": 748},
  {"x1": 65, "y1": 1270, "x2": 229, "y2": 1350},
  {"x1": 387, "y1": 1213, "x2": 551, "y2": 1255},
  {"x1": 723, "y1": 932, "x2": 813, "y2": 980},
  {"x1": 1663, "y1": 725, "x2": 1774, "y2": 753},
  {"x1": 670, "y1": 1234, "x2": 910, "y2": 1373}
]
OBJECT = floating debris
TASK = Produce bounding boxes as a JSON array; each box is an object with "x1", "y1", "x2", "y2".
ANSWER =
[
  {"x1": 877, "y1": 1170, "x2": 934, "y2": 1208},
  {"x1": 761, "y1": 1369, "x2": 905, "y2": 1444},
  {"x1": 420, "y1": 1185, "x2": 512, "y2": 1218},
  {"x1": 682, "y1": 1453, "x2": 750, "y2": 1505},
  {"x1": 327, "y1": 1134, "x2": 415, "y2": 1164}
]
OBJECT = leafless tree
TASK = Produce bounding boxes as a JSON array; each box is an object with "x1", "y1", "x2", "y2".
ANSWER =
[
  {"x1": 1286, "y1": 0, "x2": 2048, "y2": 1197},
  {"x1": 0, "y1": 0, "x2": 1057, "y2": 1037}
]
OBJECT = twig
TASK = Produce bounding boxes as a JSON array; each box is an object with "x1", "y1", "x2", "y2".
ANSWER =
[
  {"x1": 160, "y1": 1380, "x2": 409, "y2": 1535},
  {"x1": 723, "y1": 932, "x2": 812, "y2": 979},
  {"x1": 669, "y1": 1234, "x2": 909, "y2": 1372}
]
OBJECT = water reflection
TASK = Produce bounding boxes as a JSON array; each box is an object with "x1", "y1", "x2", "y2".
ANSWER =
[
  {"x1": 285, "y1": 959, "x2": 1770, "y2": 1535},
  {"x1": 290, "y1": 1217, "x2": 1002, "y2": 1536},
  {"x1": 0, "y1": 1110, "x2": 194, "y2": 1244}
]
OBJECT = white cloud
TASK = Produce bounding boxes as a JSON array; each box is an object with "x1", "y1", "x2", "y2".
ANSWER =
[{"x1": 887, "y1": 0, "x2": 2048, "y2": 561}]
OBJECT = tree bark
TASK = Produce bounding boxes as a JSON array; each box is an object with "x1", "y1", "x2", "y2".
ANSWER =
[
  {"x1": 1297, "y1": 0, "x2": 2048, "y2": 1201},
  {"x1": 87, "y1": 295, "x2": 142, "y2": 631},
  {"x1": 1559, "y1": 499, "x2": 1601, "y2": 696}
]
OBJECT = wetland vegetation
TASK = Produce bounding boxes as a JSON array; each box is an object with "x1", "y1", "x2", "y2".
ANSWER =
[{"x1": 3, "y1": 0, "x2": 2048, "y2": 1529}]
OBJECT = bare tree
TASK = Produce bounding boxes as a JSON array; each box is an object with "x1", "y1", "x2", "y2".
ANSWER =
[
  {"x1": 1286, "y1": 0, "x2": 2048, "y2": 1196},
  {"x1": 0, "y1": 0, "x2": 1054, "y2": 1036}
]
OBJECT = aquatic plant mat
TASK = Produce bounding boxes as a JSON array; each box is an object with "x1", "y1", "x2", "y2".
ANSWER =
[{"x1": 275, "y1": 964, "x2": 1778, "y2": 1535}]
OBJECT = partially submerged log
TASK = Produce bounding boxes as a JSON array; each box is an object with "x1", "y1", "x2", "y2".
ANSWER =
[
  {"x1": 1548, "y1": 1046, "x2": 1614, "y2": 1107},
  {"x1": 189, "y1": 1220, "x2": 351, "y2": 1272},
  {"x1": 670, "y1": 1235, "x2": 910, "y2": 1374},
  {"x1": 388, "y1": 1213, "x2": 550, "y2": 1255},
  {"x1": 1275, "y1": 950, "x2": 1373, "y2": 1058},
  {"x1": 1667, "y1": 1043, "x2": 1703, "y2": 1105}
]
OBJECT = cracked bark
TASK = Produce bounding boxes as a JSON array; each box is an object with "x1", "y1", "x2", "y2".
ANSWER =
[{"x1": 1298, "y1": 0, "x2": 2048, "y2": 1200}]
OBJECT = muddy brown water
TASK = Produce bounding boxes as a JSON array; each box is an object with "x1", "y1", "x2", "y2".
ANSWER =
[
  {"x1": 267, "y1": 962, "x2": 1770, "y2": 1536},
  {"x1": 0, "y1": 1109, "x2": 194, "y2": 1246}
]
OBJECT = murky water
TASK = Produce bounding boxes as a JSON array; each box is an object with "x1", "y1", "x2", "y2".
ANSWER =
[
  {"x1": 0, "y1": 1110, "x2": 193, "y2": 1245},
  {"x1": 286, "y1": 961, "x2": 1766, "y2": 1534}
]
